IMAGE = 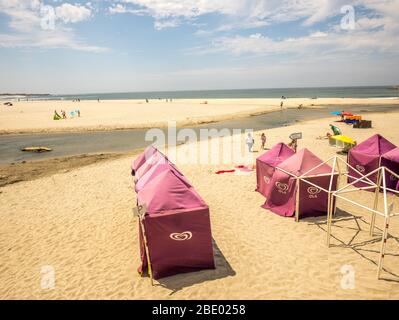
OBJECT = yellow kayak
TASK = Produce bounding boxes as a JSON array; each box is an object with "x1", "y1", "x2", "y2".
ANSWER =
[{"x1": 21, "y1": 147, "x2": 52, "y2": 153}]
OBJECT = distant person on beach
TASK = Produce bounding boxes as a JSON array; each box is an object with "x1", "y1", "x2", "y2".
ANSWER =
[
  {"x1": 77, "y1": 110, "x2": 81, "y2": 117},
  {"x1": 146, "y1": 99, "x2": 149, "y2": 103},
  {"x1": 261, "y1": 133, "x2": 266, "y2": 150},
  {"x1": 97, "y1": 99, "x2": 100, "y2": 103},
  {"x1": 288, "y1": 139, "x2": 298, "y2": 153},
  {"x1": 246, "y1": 133, "x2": 254, "y2": 152},
  {"x1": 61, "y1": 110, "x2": 66, "y2": 119},
  {"x1": 280, "y1": 101, "x2": 283, "y2": 110}
]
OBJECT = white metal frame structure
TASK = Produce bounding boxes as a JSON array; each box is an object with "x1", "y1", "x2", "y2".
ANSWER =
[{"x1": 324, "y1": 156, "x2": 399, "y2": 279}]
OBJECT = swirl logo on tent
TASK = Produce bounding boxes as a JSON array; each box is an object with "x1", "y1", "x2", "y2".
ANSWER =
[
  {"x1": 275, "y1": 182, "x2": 289, "y2": 194},
  {"x1": 264, "y1": 176, "x2": 270, "y2": 184},
  {"x1": 390, "y1": 174, "x2": 397, "y2": 181},
  {"x1": 355, "y1": 165, "x2": 365, "y2": 173},
  {"x1": 170, "y1": 231, "x2": 192, "y2": 241},
  {"x1": 307, "y1": 186, "x2": 321, "y2": 198}
]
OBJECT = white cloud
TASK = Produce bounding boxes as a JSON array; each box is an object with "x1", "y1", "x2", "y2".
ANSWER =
[
  {"x1": 55, "y1": 3, "x2": 92, "y2": 23},
  {"x1": 111, "y1": 0, "x2": 399, "y2": 39},
  {"x1": 112, "y1": 0, "x2": 323, "y2": 30},
  {"x1": 0, "y1": 0, "x2": 105, "y2": 52}
]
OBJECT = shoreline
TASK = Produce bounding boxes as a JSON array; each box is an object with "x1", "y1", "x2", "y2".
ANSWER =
[{"x1": 1, "y1": 97, "x2": 399, "y2": 135}]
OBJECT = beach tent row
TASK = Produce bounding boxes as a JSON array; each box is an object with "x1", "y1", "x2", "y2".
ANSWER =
[
  {"x1": 131, "y1": 146, "x2": 215, "y2": 280},
  {"x1": 348, "y1": 134, "x2": 399, "y2": 190},
  {"x1": 256, "y1": 143, "x2": 338, "y2": 219}
]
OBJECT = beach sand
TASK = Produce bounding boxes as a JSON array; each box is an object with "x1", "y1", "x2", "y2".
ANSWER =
[
  {"x1": 1, "y1": 111, "x2": 399, "y2": 299},
  {"x1": 1, "y1": 97, "x2": 399, "y2": 134}
]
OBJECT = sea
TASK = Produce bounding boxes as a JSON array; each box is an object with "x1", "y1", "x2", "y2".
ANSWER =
[{"x1": 1, "y1": 86, "x2": 399, "y2": 101}]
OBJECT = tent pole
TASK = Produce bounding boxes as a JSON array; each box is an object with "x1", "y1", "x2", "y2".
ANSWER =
[
  {"x1": 327, "y1": 156, "x2": 338, "y2": 246},
  {"x1": 370, "y1": 168, "x2": 382, "y2": 236},
  {"x1": 334, "y1": 157, "x2": 341, "y2": 217},
  {"x1": 327, "y1": 193, "x2": 333, "y2": 246},
  {"x1": 295, "y1": 179, "x2": 300, "y2": 222},
  {"x1": 377, "y1": 167, "x2": 390, "y2": 279},
  {"x1": 377, "y1": 214, "x2": 390, "y2": 279},
  {"x1": 139, "y1": 211, "x2": 154, "y2": 286}
]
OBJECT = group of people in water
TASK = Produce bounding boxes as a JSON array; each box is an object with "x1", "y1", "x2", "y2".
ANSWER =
[{"x1": 53, "y1": 109, "x2": 80, "y2": 120}]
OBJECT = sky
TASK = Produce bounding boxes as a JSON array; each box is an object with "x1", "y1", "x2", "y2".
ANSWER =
[{"x1": 0, "y1": 0, "x2": 399, "y2": 94}]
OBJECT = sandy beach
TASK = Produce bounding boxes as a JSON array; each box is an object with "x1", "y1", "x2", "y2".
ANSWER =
[
  {"x1": 1, "y1": 110, "x2": 399, "y2": 299},
  {"x1": 1, "y1": 97, "x2": 399, "y2": 134}
]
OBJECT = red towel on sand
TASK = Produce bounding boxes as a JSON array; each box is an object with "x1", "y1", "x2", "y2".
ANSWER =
[{"x1": 215, "y1": 170, "x2": 235, "y2": 174}]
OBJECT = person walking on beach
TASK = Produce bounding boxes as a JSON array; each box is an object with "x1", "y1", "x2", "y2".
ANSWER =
[
  {"x1": 246, "y1": 133, "x2": 254, "y2": 152},
  {"x1": 261, "y1": 133, "x2": 266, "y2": 150},
  {"x1": 61, "y1": 110, "x2": 66, "y2": 119},
  {"x1": 288, "y1": 138, "x2": 298, "y2": 153},
  {"x1": 280, "y1": 101, "x2": 283, "y2": 110}
]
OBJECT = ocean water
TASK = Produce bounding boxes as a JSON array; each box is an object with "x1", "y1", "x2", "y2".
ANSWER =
[{"x1": 2, "y1": 86, "x2": 399, "y2": 101}]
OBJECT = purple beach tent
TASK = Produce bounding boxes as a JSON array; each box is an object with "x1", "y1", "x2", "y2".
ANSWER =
[
  {"x1": 348, "y1": 134, "x2": 396, "y2": 189},
  {"x1": 256, "y1": 143, "x2": 295, "y2": 197},
  {"x1": 136, "y1": 167, "x2": 215, "y2": 280},
  {"x1": 263, "y1": 148, "x2": 338, "y2": 220},
  {"x1": 381, "y1": 147, "x2": 399, "y2": 190}
]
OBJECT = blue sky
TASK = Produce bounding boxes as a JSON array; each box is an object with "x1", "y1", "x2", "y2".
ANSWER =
[{"x1": 0, "y1": 0, "x2": 399, "y2": 94}]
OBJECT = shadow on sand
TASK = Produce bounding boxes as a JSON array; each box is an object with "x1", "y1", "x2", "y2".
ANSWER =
[
  {"x1": 150, "y1": 239, "x2": 235, "y2": 295},
  {"x1": 306, "y1": 208, "x2": 399, "y2": 282}
]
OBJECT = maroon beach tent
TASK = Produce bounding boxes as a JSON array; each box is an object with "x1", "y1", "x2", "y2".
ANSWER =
[
  {"x1": 135, "y1": 159, "x2": 215, "y2": 280},
  {"x1": 131, "y1": 145, "x2": 158, "y2": 176},
  {"x1": 263, "y1": 148, "x2": 338, "y2": 219},
  {"x1": 381, "y1": 147, "x2": 399, "y2": 190},
  {"x1": 348, "y1": 134, "x2": 396, "y2": 189},
  {"x1": 256, "y1": 143, "x2": 295, "y2": 197}
]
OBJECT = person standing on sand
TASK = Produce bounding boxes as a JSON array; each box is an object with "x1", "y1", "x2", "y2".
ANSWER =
[
  {"x1": 261, "y1": 133, "x2": 266, "y2": 150},
  {"x1": 280, "y1": 101, "x2": 283, "y2": 110},
  {"x1": 288, "y1": 139, "x2": 297, "y2": 153},
  {"x1": 246, "y1": 133, "x2": 254, "y2": 152}
]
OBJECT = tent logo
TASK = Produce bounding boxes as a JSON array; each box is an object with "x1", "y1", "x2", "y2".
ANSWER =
[
  {"x1": 389, "y1": 174, "x2": 397, "y2": 181},
  {"x1": 307, "y1": 186, "x2": 321, "y2": 198},
  {"x1": 275, "y1": 182, "x2": 289, "y2": 194},
  {"x1": 355, "y1": 165, "x2": 365, "y2": 173},
  {"x1": 264, "y1": 176, "x2": 270, "y2": 184},
  {"x1": 170, "y1": 231, "x2": 192, "y2": 241}
]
